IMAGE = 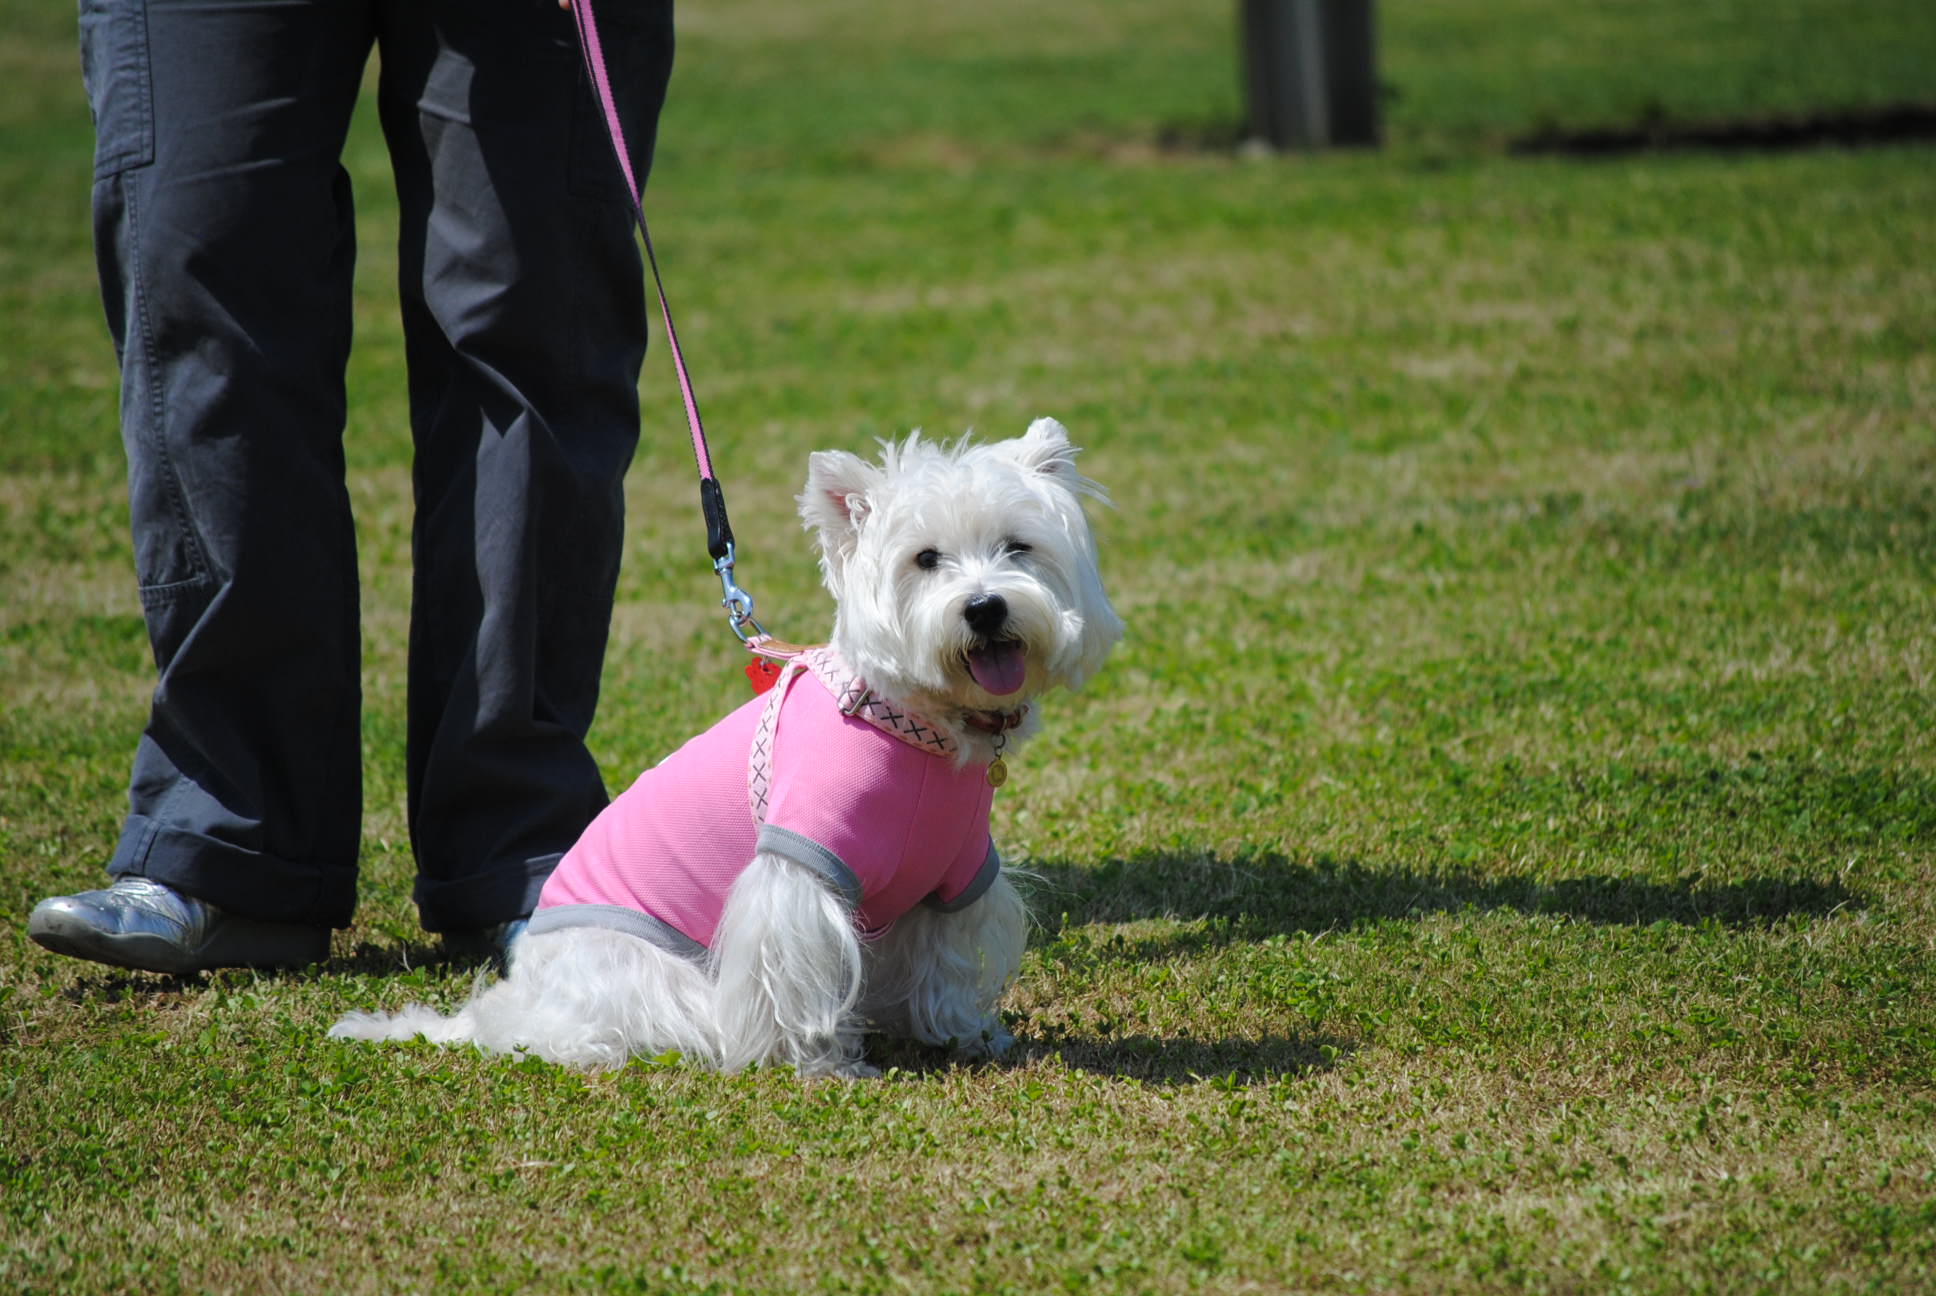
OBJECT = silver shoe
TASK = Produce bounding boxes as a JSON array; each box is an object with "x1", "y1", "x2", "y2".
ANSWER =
[{"x1": 27, "y1": 877, "x2": 330, "y2": 974}]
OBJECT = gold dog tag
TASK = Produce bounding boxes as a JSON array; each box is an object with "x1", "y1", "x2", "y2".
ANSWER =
[{"x1": 986, "y1": 756, "x2": 1008, "y2": 789}]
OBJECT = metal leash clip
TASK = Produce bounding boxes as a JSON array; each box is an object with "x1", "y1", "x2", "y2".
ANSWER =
[{"x1": 714, "y1": 544, "x2": 766, "y2": 644}]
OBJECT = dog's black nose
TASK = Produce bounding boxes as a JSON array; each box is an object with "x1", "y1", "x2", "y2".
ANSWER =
[{"x1": 963, "y1": 593, "x2": 1009, "y2": 636}]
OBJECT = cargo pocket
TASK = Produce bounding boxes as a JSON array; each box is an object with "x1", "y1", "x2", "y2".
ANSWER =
[
  {"x1": 78, "y1": 0, "x2": 156, "y2": 179},
  {"x1": 135, "y1": 574, "x2": 215, "y2": 672}
]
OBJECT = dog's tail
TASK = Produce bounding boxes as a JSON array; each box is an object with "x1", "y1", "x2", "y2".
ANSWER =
[
  {"x1": 327, "y1": 928, "x2": 722, "y2": 1069},
  {"x1": 328, "y1": 1003, "x2": 480, "y2": 1046}
]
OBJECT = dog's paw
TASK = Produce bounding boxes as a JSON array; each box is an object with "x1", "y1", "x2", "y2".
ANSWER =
[{"x1": 949, "y1": 1022, "x2": 1015, "y2": 1061}]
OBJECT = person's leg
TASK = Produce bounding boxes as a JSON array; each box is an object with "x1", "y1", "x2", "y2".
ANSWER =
[
  {"x1": 374, "y1": 0, "x2": 673, "y2": 934},
  {"x1": 32, "y1": 0, "x2": 377, "y2": 970},
  {"x1": 93, "y1": 0, "x2": 376, "y2": 921}
]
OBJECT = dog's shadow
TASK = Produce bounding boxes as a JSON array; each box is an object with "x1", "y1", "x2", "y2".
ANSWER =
[
  {"x1": 900, "y1": 847, "x2": 1861, "y2": 1083},
  {"x1": 1015, "y1": 849, "x2": 1863, "y2": 957},
  {"x1": 868, "y1": 1027, "x2": 1350, "y2": 1087}
]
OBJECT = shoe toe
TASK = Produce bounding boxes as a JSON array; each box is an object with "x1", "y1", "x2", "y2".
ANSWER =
[
  {"x1": 28, "y1": 897, "x2": 181, "y2": 971},
  {"x1": 27, "y1": 895, "x2": 92, "y2": 943}
]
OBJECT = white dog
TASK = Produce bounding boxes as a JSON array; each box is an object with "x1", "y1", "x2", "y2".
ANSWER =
[{"x1": 332, "y1": 418, "x2": 1120, "y2": 1076}]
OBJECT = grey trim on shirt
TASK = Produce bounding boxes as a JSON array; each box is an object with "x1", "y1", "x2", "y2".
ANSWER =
[
  {"x1": 923, "y1": 842, "x2": 1002, "y2": 913},
  {"x1": 525, "y1": 903, "x2": 707, "y2": 960},
  {"x1": 754, "y1": 824, "x2": 866, "y2": 909},
  {"x1": 534, "y1": 835, "x2": 999, "y2": 956}
]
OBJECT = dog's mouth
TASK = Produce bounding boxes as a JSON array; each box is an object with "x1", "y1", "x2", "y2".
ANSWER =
[{"x1": 964, "y1": 640, "x2": 1028, "y2": 697}]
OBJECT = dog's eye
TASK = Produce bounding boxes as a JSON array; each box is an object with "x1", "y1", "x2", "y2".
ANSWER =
[
  {"x1": 915, "y1": 548, "x2": 942, "y2": 571},
  {"x1": 1002, "y1": 538, "x2": 1033, "y2": 558}
]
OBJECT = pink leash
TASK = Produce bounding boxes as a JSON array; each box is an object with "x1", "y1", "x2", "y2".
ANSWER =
[{"x1": 569, "y1": 0, "x2": 765, "y2": 644}]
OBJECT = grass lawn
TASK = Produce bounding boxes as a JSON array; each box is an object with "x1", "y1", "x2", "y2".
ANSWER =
[{"x1": 3, "y1": 1, "x2": 1934, "y2": 1291}]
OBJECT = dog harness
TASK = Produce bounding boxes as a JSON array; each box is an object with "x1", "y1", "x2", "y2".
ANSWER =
[{"x1": 530, "y1": 648, "x2": 1001, "y2": 956}]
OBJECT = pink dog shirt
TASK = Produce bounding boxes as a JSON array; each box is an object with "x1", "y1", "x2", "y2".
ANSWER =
[{"x1": 529, "y1": 647, "x2": 1000, "y2": 956}]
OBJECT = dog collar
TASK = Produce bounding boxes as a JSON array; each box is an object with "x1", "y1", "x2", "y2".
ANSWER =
[
  {"x1": 961, "y1": 706, "x2": 1028, "y2": 734},
  {"x1": 804, "y1": 648, "x2": 960, "y2": 759},
  {"x1": 755, "y1": 647, "x2": 1018, "y2": 789},
  {"x1": 960, "y1": 706, "x2": 1026, "y2": 787}
]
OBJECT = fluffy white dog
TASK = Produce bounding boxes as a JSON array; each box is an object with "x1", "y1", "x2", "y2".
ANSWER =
[{"x1": 331, "y1": 418, "x2": 1120, "y2": 1076}]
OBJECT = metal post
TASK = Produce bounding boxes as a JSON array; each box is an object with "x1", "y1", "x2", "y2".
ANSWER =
[{"x1": 1242, "y1": 0, "x2": 1381, "y2": 150}]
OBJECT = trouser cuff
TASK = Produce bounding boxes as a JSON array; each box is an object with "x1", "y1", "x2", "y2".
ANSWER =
[
  {"x1": 110, "y1": 815, "x2": 356, "y2": 929},
  {"x1": 413, "y1": 854, "x2": 560, "y2": 934}
]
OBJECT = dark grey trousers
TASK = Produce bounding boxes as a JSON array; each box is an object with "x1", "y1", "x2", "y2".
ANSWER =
[{"x1": 81, "y1": 0, "x2": 674, "y2": 931}]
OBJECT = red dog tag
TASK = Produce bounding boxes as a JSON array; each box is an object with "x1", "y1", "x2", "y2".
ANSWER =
[{"x1": 745, "y1": 656, "x2": 783, "y2": 694}]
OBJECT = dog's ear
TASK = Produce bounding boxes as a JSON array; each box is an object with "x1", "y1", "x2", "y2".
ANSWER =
[
  {"x1": 799, "y1": 450, "x2": 881, "y2": 569},
  {"x1": 1005, "y1": 417, "x2": 1110, "y2": 505},
  {"x1": 1007, "y1": 417, "x2": 1079, "y2": 478}
]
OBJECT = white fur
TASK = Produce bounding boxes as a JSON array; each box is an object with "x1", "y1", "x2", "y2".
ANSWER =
[
  {"x1": 862, "y1": 871, "x2": 1029, "y2": 1058},
  {"x1": 331, "y1": 420, "x2": 1119, "y2": 1076},
  {"x1": 801, "y1": 417, "x2": 1123, "y2": 765}
]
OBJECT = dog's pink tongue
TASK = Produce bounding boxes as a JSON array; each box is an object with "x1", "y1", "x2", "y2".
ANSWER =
[{"x1": 968, "y1": 643, "x2": 1027, "y2": 696}]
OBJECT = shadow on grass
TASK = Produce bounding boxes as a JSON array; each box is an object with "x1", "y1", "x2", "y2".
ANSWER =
[
  {"x1": 40, "y1": 938, "x2": 504, "y2": 996},
  {"x1": 1150, "y1": 103, "x2": 1936, "y2": 159},
  {"x1": 56, "y1": 973, "x2": 201, "y2": 1003},
  {"x1": 1015, "y1": 1029, "x2": 1350, "y2": 1087},
  {"x1": 1020, "y1": 851, "x2": 1862, "y2": 951},
  {"x1": 329, "y1": 940, "x2": 501, "y2": 977},
  {"x1": 1510, "y1": 102, "x2": 1936, "y2": 157},
  {"x1": 868, "y1": 1026, "x2": 1351, "y2": 1087}
]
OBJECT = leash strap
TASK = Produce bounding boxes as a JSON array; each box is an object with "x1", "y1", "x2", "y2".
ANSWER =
[{"x1": 570, "y1": 0, "x2": 758, "y2": 634}]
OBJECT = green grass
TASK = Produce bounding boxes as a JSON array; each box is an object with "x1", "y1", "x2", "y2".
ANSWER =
[{"x1": 5, "y1": 0, "x2": 1935, "y2": 1291}]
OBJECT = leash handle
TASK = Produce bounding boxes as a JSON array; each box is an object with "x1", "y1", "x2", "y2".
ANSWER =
[{"x1": 570, "y1": 0, "x2": 748, "y2": 603}]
